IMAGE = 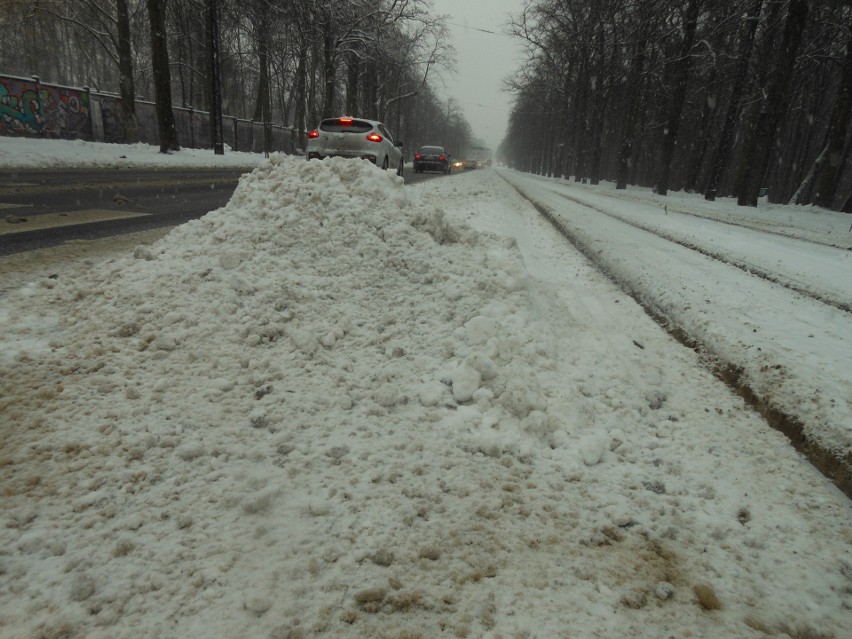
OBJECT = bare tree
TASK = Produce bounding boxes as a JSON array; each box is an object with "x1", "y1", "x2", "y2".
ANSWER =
[
  {"x1": 498, "y1": 0, "x2": 851, "y2": 212},
  {"x1": 116, "y1": 0, "x2": 140, "y2": 142},
  {"x1": 206, "y1": 0, "x2": 224, "y2": 154},
  {"x1": 0, "y1": 0, "x2": 471, "y2": 161},
  {"x1": 704, "y1": 0, "x2": 762, "y2": 201},
  {"x1": 655, "y1": 0, "x2": 701, "y2": 197},
  {"x1": 812, "y1": 32, "x2": 852, "y2": 208},
  {"x1": 146, "y1": 0, "x2": 180, "y2": 152},
  {"x1": 616, "y1": 21, "x2": 649, "y2": 190},
  {"x1": 735, "y1": 0, "x2": 809, "y2": 207}
]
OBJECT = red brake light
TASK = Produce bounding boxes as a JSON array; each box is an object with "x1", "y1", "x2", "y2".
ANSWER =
[
  {"x1": 439, "y1": 155, "x2": 446, "y2": 161},
  {"x1": 366, "y1": 133, "x2": 383, "y2": 142},
  {"x1": 307, "y1": 129, "x2": 319, "y2": 139},
  {"x1": 414, "y1": 153, "x2": 422, "y2": 159},
  {"x1": 339, "y1": 118, "x2": 353, "y2": 125}
]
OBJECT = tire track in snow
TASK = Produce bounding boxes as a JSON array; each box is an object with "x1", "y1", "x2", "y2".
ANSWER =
[
  {"x1": 527, "y1": 182, "x2": 851, "y2": 315},
  {"x1": 499, "y1": 173, "x2": 852, "y2": 499}
]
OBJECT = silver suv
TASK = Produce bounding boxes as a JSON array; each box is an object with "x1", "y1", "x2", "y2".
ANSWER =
[{"x1": 306, "y1": 116, "x2": 404, "y2": 176}]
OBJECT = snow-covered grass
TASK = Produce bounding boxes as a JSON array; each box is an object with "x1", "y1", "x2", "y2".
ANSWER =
[
  {"x1": 0, "y1": 139, "x2": 849, "y2": 638},
  {"x1": 0, "y1": 136, "x2": 264, "y2": 169}
]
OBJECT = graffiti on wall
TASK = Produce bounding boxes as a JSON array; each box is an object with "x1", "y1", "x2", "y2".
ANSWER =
[
  {"x1": 0, "y1": 77, "x2": 90, "y2": 138},
  {"x1": 0, "y1": 74, "x2": 294, "y2": 152}
]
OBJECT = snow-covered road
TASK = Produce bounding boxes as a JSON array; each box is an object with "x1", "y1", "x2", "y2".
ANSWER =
[
  {"x1": 0, "y1": 144, "x2": 849, "y2": 639},
  {"x1": 510, "y1": 172, "x2": 852, "y2": 308},
  {"x1": 500, "y1": 169, "x2": 852, "y2": 489}
]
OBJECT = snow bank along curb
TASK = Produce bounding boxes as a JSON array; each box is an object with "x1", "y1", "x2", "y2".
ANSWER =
[{"x1": 0, "y1": 137, "x2": 265, "y2": 169}]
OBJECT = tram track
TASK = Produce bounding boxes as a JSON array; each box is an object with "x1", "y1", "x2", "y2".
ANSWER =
[
  {"x1": 500, "y1": 173, "x2": 851, "y2": 498},
  {"x1": 532, "y1": 182, "x2": 851, "y2": 314}
]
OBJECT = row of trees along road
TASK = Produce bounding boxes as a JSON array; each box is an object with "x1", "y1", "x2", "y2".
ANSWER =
[
  {"x1": 500, "y1": 0, "x2": 852, "y2": 211},
  {"x1": 0, "y1": 0, "x2": 475, "y2": 159}
]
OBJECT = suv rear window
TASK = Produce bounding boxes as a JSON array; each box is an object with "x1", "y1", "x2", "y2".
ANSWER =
[
  {"x1": 420, "y1": 146, "x2": 444, "y2": 154},
  {"x1": 320, "y1": 118, "x2": 373, "y2": 133}
]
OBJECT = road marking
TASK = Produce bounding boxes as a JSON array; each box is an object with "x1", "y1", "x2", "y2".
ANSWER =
[
  {"x1": 0, "y1": 209, "x2": 149, "y2": 236},
  {"x1": 0, "y1": 202, "x2": 31, "y2": 210}
]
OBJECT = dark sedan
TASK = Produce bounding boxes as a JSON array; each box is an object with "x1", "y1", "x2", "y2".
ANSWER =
[{"x1": 413, "y1": 146, "x2": 451, "y2": 174}]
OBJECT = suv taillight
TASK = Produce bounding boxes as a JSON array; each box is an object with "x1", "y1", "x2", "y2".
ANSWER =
[
  {"x1": 414, "y1": 153, "x2": 422, "y2": 159},
  {"x1": 307, "y1": 130, "x2": 319, "y2": 139},
  {"x1": 366, "y1": 133, "x2": 383, "y2": 142}
]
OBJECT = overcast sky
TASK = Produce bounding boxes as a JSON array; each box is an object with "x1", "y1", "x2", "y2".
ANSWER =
[{"x1": 430, "y1": 0, "x2": 526, "y2": 152}]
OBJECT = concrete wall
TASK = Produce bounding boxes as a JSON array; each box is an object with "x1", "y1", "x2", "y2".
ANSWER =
[{"x1": 0, "y1": 74, "x2": 296, "y2": 155}]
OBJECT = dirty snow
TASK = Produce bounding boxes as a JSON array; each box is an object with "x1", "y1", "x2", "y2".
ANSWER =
[{"x1": 0, "y1": 139, "x2": 850, "y2": 639}]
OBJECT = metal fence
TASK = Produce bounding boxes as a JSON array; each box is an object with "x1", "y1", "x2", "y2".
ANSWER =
[{"x1": 0, "y1": 74, "x2": 297, "y2": 155}]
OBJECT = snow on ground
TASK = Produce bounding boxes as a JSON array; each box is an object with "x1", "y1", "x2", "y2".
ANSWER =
[
  {"x1": 0, "y1": 141, "x2": 850, "y2": 639},
  {"x1": 0, "y1": 136, "x2": 264, "y2": 169},
  {"x1": 498, "y1": 171, "x2": 852, "y2": 472}
]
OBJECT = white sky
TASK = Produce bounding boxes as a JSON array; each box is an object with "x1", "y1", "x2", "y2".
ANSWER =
[
  {"x1": 0, "y1": 138, "x2": 850, "y2": 638},
  {"x1": 430, "y1": 0, "x2": 526, "y2": 151}
]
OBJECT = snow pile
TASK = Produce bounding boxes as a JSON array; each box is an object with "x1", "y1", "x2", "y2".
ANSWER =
[
  {"x1": 1, "y1": 157, "x2": 850, "y2": 639},
  {"x1": 5, "y1": 155, "x2": 557, "y2": 455},
  {"x1": 1, "y1": 156, "x2": 559, "y2": 637}
]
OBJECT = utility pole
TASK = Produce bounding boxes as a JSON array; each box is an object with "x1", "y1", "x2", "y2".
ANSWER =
[{"x1": 206, "y1": 0, "x2": 224, "y2": 155}]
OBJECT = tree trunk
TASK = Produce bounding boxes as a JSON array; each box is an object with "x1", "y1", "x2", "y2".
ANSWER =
[
  {"x1": 308, "y1": 38, "x2": 319, "y2": 126},
  {"x1": 294, "y1": 45, "x2": 307, "y2": 149},
  {"x1": 346, "y1": 50, "x2": 359, "y2": 115},
  {"x1": 736, "y1": 0, "x2": 808, "y2": 207},
  {"x1": 682, "y1": 80, "x2": 714, "y2": 193},
  {"x1": 813, "y1": 37, "x2": 852, "y2": 209},
  {"x1": 362, "y1": 59, "x2": 378, "y2": 119},
  {"x1": 656, "y1": 0, "x2": 700, "y2": 196},
  {"x1": 174, "y1": 11, "x2": 189, "y2": 108},
  {"x1": 616, "y1": 37, "x2": 647, "y2": 189},
  {"x1": 790, "y1": 141, "x2": 827, "y2": 205},
  {"x1": 322, "y1": 31, "x2": 336, "y2": 118},
  {"x1": 573, "y1": 54, "x2": 590, "y2": 182},
  {"x1": 116, "y1": 0, "x2": 139, "y2": 143},
  {"x1": 704, "y1": 0, "x2": 762, "y2": 201},
  {"x1": 206, "y1": 0, "x2": 224, "y2": 154},
  {"x1": 146, "y1": 0, "x2": 179, "y2": 152},
  {"x1": 589, "y1": 24, "x2": 607, "y2": 185},
  {"x1": 558, "y1": 64, "x2": 574, "y2": 180},
  {"x1": 253, "y1": 27, "x2": 270, "y2": 124},
  {"x1": 779, "y1": 78, "x2": 822, "y2": 203}
]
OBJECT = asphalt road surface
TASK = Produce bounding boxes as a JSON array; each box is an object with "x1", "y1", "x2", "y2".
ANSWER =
[{"x1": 0, "y1": 165, "x2": 448, "y2": 256}]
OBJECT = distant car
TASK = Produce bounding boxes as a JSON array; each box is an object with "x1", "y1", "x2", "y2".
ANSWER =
[
  {"x1": 413, "y1": 146, "x2": 451, "y2": 174},
  {"x1": 306, "y1": 116, "x2": 404, "y2": 176},
  {"x1": 462, "y1": 159, "x2": 478, "y2": 170}
]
